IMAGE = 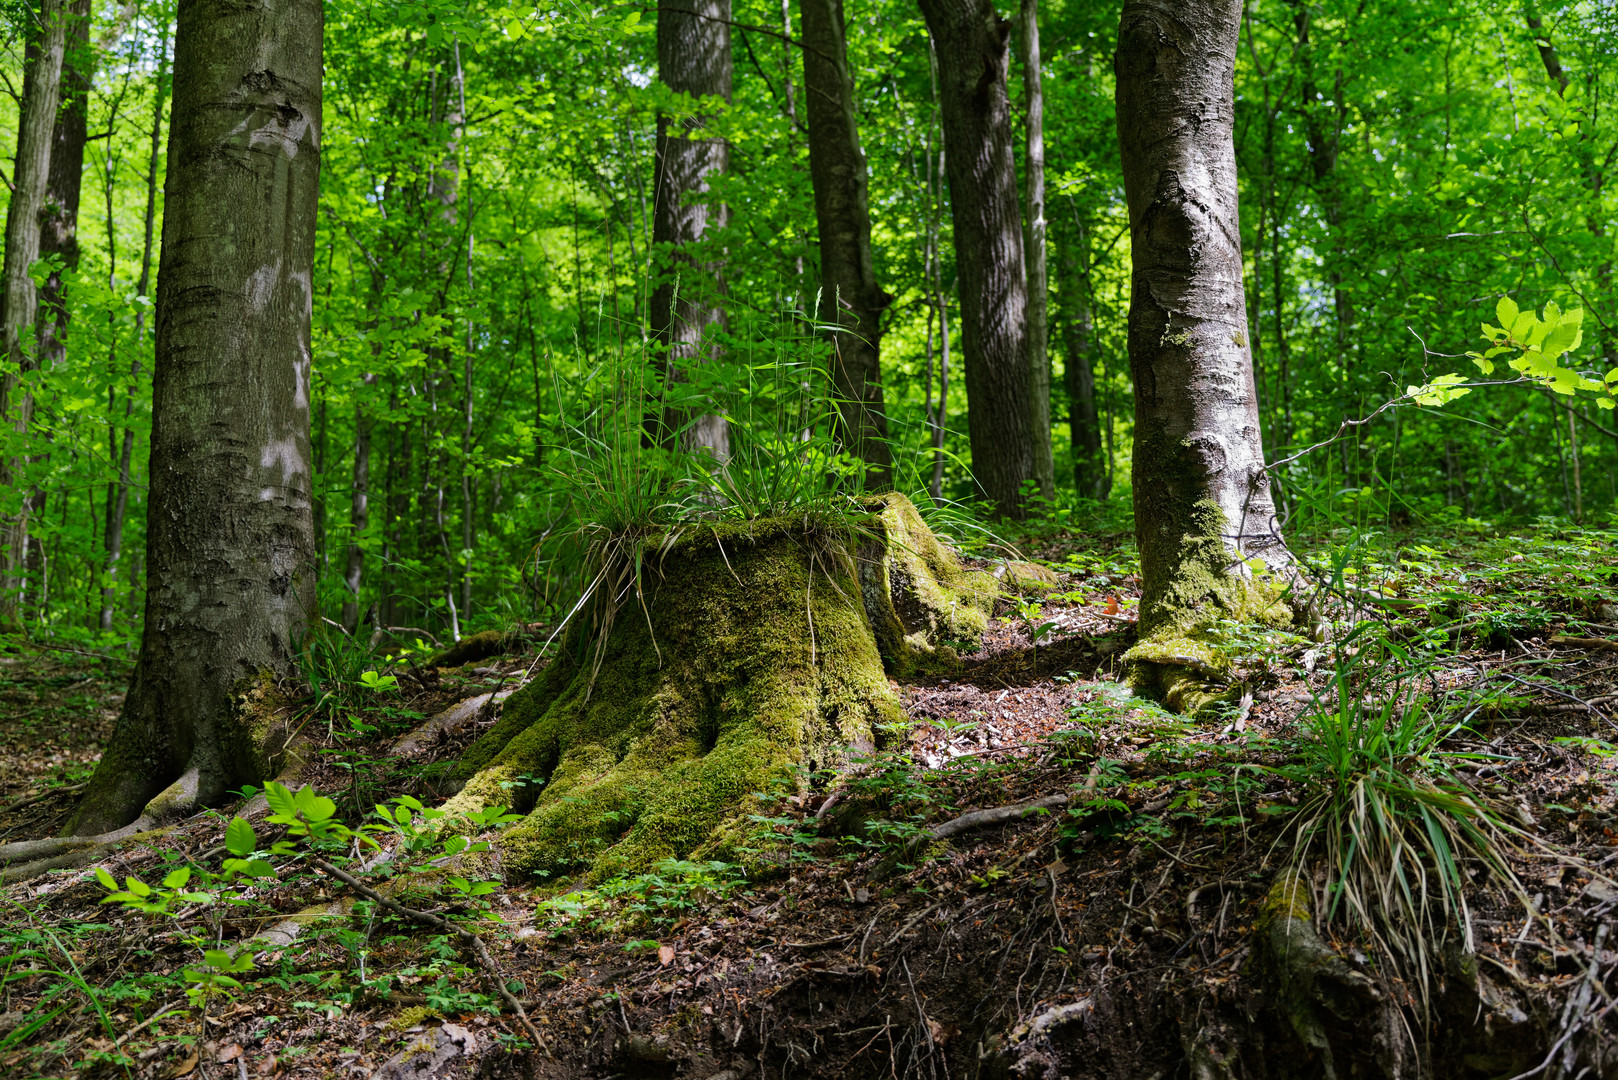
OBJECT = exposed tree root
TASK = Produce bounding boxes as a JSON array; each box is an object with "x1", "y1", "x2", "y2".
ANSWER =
[{"x1": 0, "y1": 766, "x2": 201, "y2": 885}]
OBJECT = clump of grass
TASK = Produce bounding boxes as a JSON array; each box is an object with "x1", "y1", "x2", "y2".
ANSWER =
[{"x1": 1271, "y1": 625, "x2": 1525, "y2": 1003}]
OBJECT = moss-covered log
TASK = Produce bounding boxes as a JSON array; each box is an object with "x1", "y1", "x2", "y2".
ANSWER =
[{"x1": 444, "y1": 494, "x2": 994, "y2": 881}]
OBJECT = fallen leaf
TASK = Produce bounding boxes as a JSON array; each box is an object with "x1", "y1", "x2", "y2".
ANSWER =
[
  {"x1": 658, "y1": 945, "x2": 675, "y2": 966},
  {"x1": 167, "y1": 1050, "x2": 199, "y2": 1078},
  {"x1": 217, "y1": 1044, "x2": 243, "y2": 1063},
  {"x1": 1103, "y1": 596, "x2": 1119, "y2": 616}
]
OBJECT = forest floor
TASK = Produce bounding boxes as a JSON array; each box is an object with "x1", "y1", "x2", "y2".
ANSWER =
[{"x1": 2, "y1": 521, "x2": 1618, "y2": 1079}]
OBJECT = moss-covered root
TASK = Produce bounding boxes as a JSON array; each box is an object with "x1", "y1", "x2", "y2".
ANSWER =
[
  {"x1": 428, "y1": 629, "x2": 514, "y2": 668},
  {"x1": 1250, "y1": 874, "x2": 1401, "y2": 1079},
  {"x1": 443, "y1": 525, "x2": 903, "y2": 882},
  {"x1": 855, "y1": 493, "x2": 997, "y2": 675}
]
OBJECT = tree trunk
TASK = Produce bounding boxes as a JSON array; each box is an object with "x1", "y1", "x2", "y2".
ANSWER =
[
  {"x1": 0, "y1": 0, "x2": 68, "y2": 627},
  {"x1": 917, "y1": 0, "x2": 1034, "y2": 519},
  {"x1": 35, "y1": 0, "x2": 90, "y2": 373},
  {"x1": 341, "y1": 372, "x2": 375, "y2": 635},
  {"x1": 799, "y1": 0, "x2": 891, "y2": 487},
  {"x1": 1059, "y1": 227, "x2": 1105, "y2": 500},
  {"x1": 70, "y1": 0, "x2": 323, "y2": 836},
  {"x1": 1114, "y1": 0, "x2": 1291, "y2": 704},
  {"x1": 102, "y1": 20, "x2": 170, "y2": 631},
  {"x1": 1019, "y1": 0, "x2": 1054, "y2": 504},
  {"x1": 651, "y1": 0, "x2": 731, "y2": 460}
]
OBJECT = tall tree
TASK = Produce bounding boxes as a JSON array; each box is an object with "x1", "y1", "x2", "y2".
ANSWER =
[
  {"x1": 0, "y1": 0, "x2": 69, "y2": 626},
  {"x1": 800, "y1": 0, "x2": 892, "y2": 486},
  {"x1": 1019, "y1": 0, "x2": 1054, "y2": 502},
  {"x1": 1115, "y1": 0, "x2": 1291, "y2": 697},
  {"x1": 69, "y1": 0, "x2": 323, "y2": 836},
  {"x1": 651, "y1": 0, "x2": 732, "y2": 459},
  {"x1": 917, "y1": 0, "x2": 1035, "y2": 518}
]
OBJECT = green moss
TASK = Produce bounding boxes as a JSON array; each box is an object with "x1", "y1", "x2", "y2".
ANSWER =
[
  {"x1": 445, "y1": 521, "x2": 905, "y2": 882},
  {"x1": 429, "y1": 629, "x2": 511, "y2": 668},
  {"x1": 1126, "y1": 499, "x2": 1295, "y2": 715},
  {"x1": 992, "y1": 560, "x2": 1061, "y2": 597},
  {"x1": 856, "y1": 494, "x2": 997, "y2": 675}
]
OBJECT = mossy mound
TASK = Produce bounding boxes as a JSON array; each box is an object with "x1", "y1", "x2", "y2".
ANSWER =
[
  {"x1": 444, "y1": 495, "x2": 987, "y2": 882},
  {"x1": 991, "y1": 559, "x2": 1062, "y2": 597},
  {"x1": 428, "y1": 629, "x2": 515, "y2": 668}
]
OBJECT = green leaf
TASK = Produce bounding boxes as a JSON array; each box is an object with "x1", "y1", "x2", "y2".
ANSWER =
[
  {"x1": 162, "y1": 867, "x2": 192, "y2": 889},
  {"x1": 246, "y1": 859, "x2": 276, "y2": 878},
  {"x1": 1605, "y1": 366, "x2": 1618, "y2": 385},
  {"x1": 1542, "y1": 300, "x2": 1562, "y2": 325},
  {"x1": 265, "y1": 782, "x2": 297, "y2": 819},
  {"x1": 125, "y1": 877, "x2": 151, "y2": 897},
  {"x1": 225, "y1": 818, "x2": 257, "y2": 858},
  {"x1": 1511, "y1": 311, "x2": 1537, "y2": 339},
  {"x1": 1496, "y1": 295, "x2": 1519, "y2": 329},
  {"x1": 1542, "y1": 319, "x2": 1581, "y2": 359},
  {"x1": 94, "y1": 867, "x2": 117, "y2": 891}
]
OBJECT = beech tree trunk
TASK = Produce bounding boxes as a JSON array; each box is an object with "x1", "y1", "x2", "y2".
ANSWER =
[
  {"x1": 1019, "y1": 0, "x2": 1054, "y2": 503},
  {"x1": 71, "y1": 0, "x2": 323, "y2": 836},
  {"x1": 917, "y1": 0, "x2": 1035, "y2": 519},
  {"x1": 799, "y1": 0, "x2": 891, "y2": 487},
  {"x1": 1115, "y1": 0, "x2": 1289, "y2": 636},
  {"x1": 0, "y1": 0, "x2": 68, "y2": 626},
  {"x1": 651, "y1": 0, "x2": 731, "y2": 460}
]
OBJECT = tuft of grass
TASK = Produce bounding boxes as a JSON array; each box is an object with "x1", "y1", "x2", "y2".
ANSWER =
[{"x1": 1270, "y1": 624, "x2": 1526, "y2": 1004}]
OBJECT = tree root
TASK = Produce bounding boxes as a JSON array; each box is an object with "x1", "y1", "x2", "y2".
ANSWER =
[
  {"x1": 881, "y1": 794, "x2": 1068, "y2": 874},
  {"x1": 0, "y1": 767, "x2": 202, "y2": 885},
  {"x1": 306, "y1": 856, "x2": 549, "y2": 1054},
  {"x1": 0, "y1": 726, "x2": 318, "y2": 887}
]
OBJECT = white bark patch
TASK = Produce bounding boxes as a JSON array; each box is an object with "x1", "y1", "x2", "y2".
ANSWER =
[
  {"x1": 247, "y1": 262, "x2": 280, "y2": 313},
  {"x1": 259, "y1": 437, "x2": 307, "y2": 487},
  {"x1": 293, "y1": 346, "x2": 311, "y2": 410}
]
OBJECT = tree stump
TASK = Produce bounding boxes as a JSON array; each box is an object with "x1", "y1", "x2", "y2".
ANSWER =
[{"x1": 443, "y1": 494, "x2": 996, "y2": 881}]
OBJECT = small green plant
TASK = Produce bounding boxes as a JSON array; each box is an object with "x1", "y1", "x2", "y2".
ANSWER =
[{"x1": 359, "y1": 669, "x2": 399, "y2": 692}]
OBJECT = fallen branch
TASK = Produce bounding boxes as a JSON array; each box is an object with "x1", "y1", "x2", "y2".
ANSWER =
[
  {"x1": 1549, "y1": 635, "x2": 1618, "y2": 652},
  {"x1": 929, "y1": 794, "x2": 1069, "y2": 841},
  {"x1": 880, "y1": 794, "x2": 1069, "y2": 875},
  {"x1": 0, "y1": 781, "x2": 87, "y2": 816},
  {"x1": 307, "y1": 856, "x2": 548, "y2": 1053}
]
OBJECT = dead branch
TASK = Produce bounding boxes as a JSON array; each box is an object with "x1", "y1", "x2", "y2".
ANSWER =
[{"x1": 307, "y1": 856, "x2": 548, "y2": 1053}]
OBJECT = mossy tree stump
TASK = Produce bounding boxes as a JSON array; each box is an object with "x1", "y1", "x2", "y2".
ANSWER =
[{"x1": 443, "y1": 494, "x2": 995, "y2": 881}]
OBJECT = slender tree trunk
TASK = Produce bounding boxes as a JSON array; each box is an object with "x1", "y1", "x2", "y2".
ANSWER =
[
  {"x1": 24, "y1": 0, "x2": 90, "y2": 620},
  {"x1": 799, "y1": 0, "x2": 891, "y2": 487},
  {"x1": 101, "y1": 20, "x2": 170, "y2": 631},
  {"x1": 71, "y1": 0, "x2": 323, "y2": 836},
  {"x1": 651, "y1": 0, "x2": 731, "y2": 460},
  {"x1": 341, "y1": 372, "x2": 375, "y2": 634},
  {"x1": 1018, "y1": 0, "x2": 1054, "y2": 503},
  {"x1": 0, "y1": 0, "x2": 68, "y2": 626},
  {"x1": 1060, "y1": 226, "x2": 1104, "y2": 500},
  {"x1": 917, "y1": 0, "x2": 1034, "y2": 519},
  {"x1": 1115, "y1": 0, "x2": 1290, "y2": 643},
  {"x1": 35, "y1": 0, "x2": 90, "y2": 373}
]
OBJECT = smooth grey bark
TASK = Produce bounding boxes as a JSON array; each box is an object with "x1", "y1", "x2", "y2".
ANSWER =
[
  {"x1": 1018, "y1": 0, "x2": 1054, "y2": 503},
  {"x1": 0, "y1": 0, "x2": 68, "y2": 626},
  {"x1": 799, "y1": 0, "x2": 891, "y2": 487},
  {"x1": 1115, "y1": 0, "x2": 1289, "y2": 637},
  {"x1": 651, "y1": 0, "x2": 731, "y2": 460},
  {"x1": 72, "y1": 0, "x2": 323, "y2": 836},
  {"x1": 101, "y1": 16, "x2": 168, "y2": 631},
  {"x1": 1059, "y1": 227, "x2": 1105, "y2": 500},
  {"x1": 917, "y1": 0, "x2": 1035, "y2": 519}
]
